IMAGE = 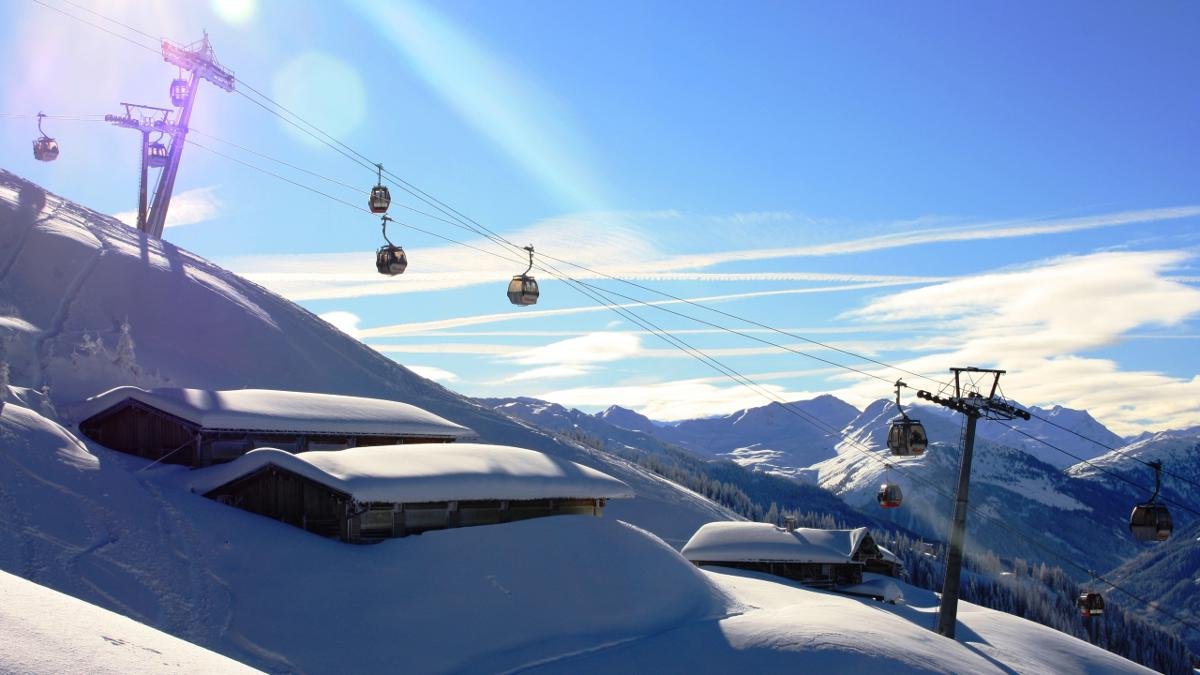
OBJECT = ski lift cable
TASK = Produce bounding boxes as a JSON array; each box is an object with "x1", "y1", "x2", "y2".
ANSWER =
[
  {"x1": 990, "y1": 422, "x2": 1200, "y2": 519},
  {"x1": 184, "y1": 138, "x2": 528, "y2": 265},
  {"x1": 185, "y1": 131, "x2": 1200, "y2": 635},
  {"x1": 1023, "y1": 411, "x2": 1200, "y2": 492},
  {"x1": 0, "y1": 113, "x2": 106, "y2": 121},
  {"x1": 188, "y1": 128, "x2": 366, "y2": 196},
  {"x1": 54, "y1": 0, "x2": 162, "y2": 43},
  {"x1": 28, "y1": 0, "x2": 161, "y2": 55}
]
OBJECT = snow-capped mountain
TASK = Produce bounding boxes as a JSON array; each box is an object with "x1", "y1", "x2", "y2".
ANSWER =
[
  {"x1": 604, "y1": 395, "x2": 860, "y2": 481},
  {"x1": 1067, "y1": 426, "x2": 1200, "y2": 506},
  {"x1": 596, "y1": 404, "x2": 659, "y2": 434},
  {"x1": 483, "y1": 396, "x2": 881, "y2": 535},
  {"x1": 976, "y1": 404, "x2": 1125, "y2": 469},
  {"x1": 814, "y1": 400, "x2": 1150, "y2": 576}
]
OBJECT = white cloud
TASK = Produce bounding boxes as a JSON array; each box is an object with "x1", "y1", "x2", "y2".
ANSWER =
[
  {"x1": 114, "y1": 186, "x2": 221, "y2": 229},
  {"x1": 222, "y1": 204, "x2": 1193, "y2": 303},
  {"x1": 508, "y1": 332, "x2": 642, "y2": 366},
  {"x1": 832, "y1": 251, "x2": 1200, "y2": 433},
  {"x1": 404, "y1": 365, "x2": 460, "y2": 383},
  {"x1": 504, "y1": 365, "x2": 593, "y2": 383},
  {"x1": 658, "y1": 206, "x2": 1200, "y2": 270},
  {"x1": 318, "y1": 311, "x2": 362, "y2": 338},
  {"x1": 358, "y1": 281, "x2": 927, "y2": 338}
]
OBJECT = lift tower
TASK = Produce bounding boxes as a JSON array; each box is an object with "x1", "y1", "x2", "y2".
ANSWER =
[
  {"x1": 104, "y1": 103, "x2": 176, "y2": 231},
  {"x1": 144, "y1": 32, "x2": 234, "y2": 238},
  {"x1": 916, "y1": 367, "x2": 1029, "y2": 639}
]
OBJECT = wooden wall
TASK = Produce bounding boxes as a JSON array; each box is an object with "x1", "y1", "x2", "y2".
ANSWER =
[
  {"x1": 205, "y1": 466, "x2": 351, "y2": 539},
  {"x1": 693, "y1": 560, "x2": 863, "y2": 588},
  {"x1": 81, "y1": 399, "x2": 457, "y2": 467},
  {"x1": 202, "y1": 464, "x2": 607, "y2": 543},
  {"x1": 80, "y1": 404, "x2": 197, "y2": 465}
]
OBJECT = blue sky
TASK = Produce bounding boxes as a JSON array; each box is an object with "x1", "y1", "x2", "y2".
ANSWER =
[{"x1": 3, "y1": 0, "x2": 1198, "y2": 433}]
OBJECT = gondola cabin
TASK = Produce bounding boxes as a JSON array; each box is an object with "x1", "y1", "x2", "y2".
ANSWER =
[
  {"x1": 147, "y1": 142, "x2": 169, "y2": 168},
  {"x1": 507, "y1": 275, "x2": 539, "y2": 306},
  {"x1": 170, "y1": 78, "x2": 190, "y2": 107},
  {"x1": 376, "y1": 245, "x2": 407, "y2": 275},
  {"x1": 369, "y1": 184, "x2": 391, "y2": 214},
  {"x1": 75, "y1": 386, "x2": 474, "y2": 467},
  {"x1": 33, "y1": 136, "x2": 59, "y2": 162},
  {"x1": 887, "y1": 418, "x2": 927, "y2": 456},
  {"x1": 190, "y1": 443, "x2": 633, "y2": 543},
  {"x1": 1129, "y1": 502, "x2": 1172, "y2": 542},
  {"x1": 1078, "y1": 592, "x2": 1105, "y2": 617},
  {"x1": 877, "y1": 483, "x2": 903, "y2": 509}
]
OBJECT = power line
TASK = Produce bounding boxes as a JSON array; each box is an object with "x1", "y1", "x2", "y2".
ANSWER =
[{"x1": 1027, "y1": 410, "x2": 1200, "y2": 492}]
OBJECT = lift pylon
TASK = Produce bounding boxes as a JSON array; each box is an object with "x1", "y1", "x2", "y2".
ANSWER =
[
  {"x1": 916, "y1": 367, "x2": 1029, "y2": 639},
  {"x1": 105, "y1": 103, "x2": 177, "y2": 231},
  {"x1": 142, "y1": 32, "x2": 234, "y2": 238}
]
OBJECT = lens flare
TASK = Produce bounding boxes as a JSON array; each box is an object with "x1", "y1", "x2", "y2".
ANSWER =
[{"x1": 272, "y1": 52, "x2": 366, "y2": 144}]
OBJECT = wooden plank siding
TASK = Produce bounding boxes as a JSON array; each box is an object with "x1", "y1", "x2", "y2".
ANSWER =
[
  {"x1": 202, "y1": 464, "x2": 608, "y2": 543},
  {"x1": 692, "y1": 560, "x2": 864, "y2": 588},
  {"x1": 79, "y1": 399, "x2": 457, "y2": 467},
  {"x1": 79, "y1": 401, "x2": 200, "y2": 465}
]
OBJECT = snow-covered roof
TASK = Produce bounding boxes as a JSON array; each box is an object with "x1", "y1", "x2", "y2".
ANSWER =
[
  {"x1": 189, "y1": 443, "x2": 634, "y2": 503},
  {"x1": 75, "y1": 386, "x2": 474, "y2": 438},
  {"x1": 681, "y1": 522, "x2": 870, "y2": 564}
]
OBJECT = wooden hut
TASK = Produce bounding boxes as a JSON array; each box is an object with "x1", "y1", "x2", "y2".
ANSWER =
[
  {"x1": 189, "y1": 443, "x2": 633, "y2": 542},
  {"x1": 75, "y1": 386, "x2": 475, "y2": 467},
  {"x1": 680, "y1": 521, "x2": 900, "y2": 590}
]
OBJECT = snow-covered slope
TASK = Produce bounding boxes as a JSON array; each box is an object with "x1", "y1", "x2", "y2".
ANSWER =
[
  {"x1": 0, "y1": 569, "x2": 257, "y2": 674},
  {"x1": 0, "y1": 401, "x2": 731, "y2": 672},
  {"x1": 0, "y1": 400, "x2": 1153, "y2": 673},
  {"x1": 814, "y1": 400, "x2": 1145, "y2": 575},
  {"x1": 0, "y1": 168, "x2": 733, "y2": 546},
  {"x1": 521, "y1": 568, "x2": 1153, "y2": 674},
  {"x1": 613, "y1": 396, "x2": 861, "y2": 481}
]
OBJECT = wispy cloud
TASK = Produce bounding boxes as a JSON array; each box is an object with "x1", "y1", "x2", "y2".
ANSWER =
[
  {"x1": 656, "y1": 206, "x2": 1200, "y2": 270},
  {"x1": 114, "y1": 186, "x2": 221, "y2": 229},
  {"x1": 832, "y1": 250, "x2": 1200, "y2": 433},
  {"x1": 224, "y1": 204, "x2": 1194, "y2": 303},
  {"x1": 358, "y1": 281, "x2": 929, "y2": 338}
]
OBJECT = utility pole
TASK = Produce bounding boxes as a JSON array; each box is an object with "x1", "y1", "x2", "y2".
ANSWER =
[
  {"x1": 917, "y1": 367, "x2": 1029, "y2": 639},
  {"x1": 146, "y1": 32, "x2": 234, "y2": 238},
  {"x1": 104, "y1": 103, "x2": 175, "y2": 231}
]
